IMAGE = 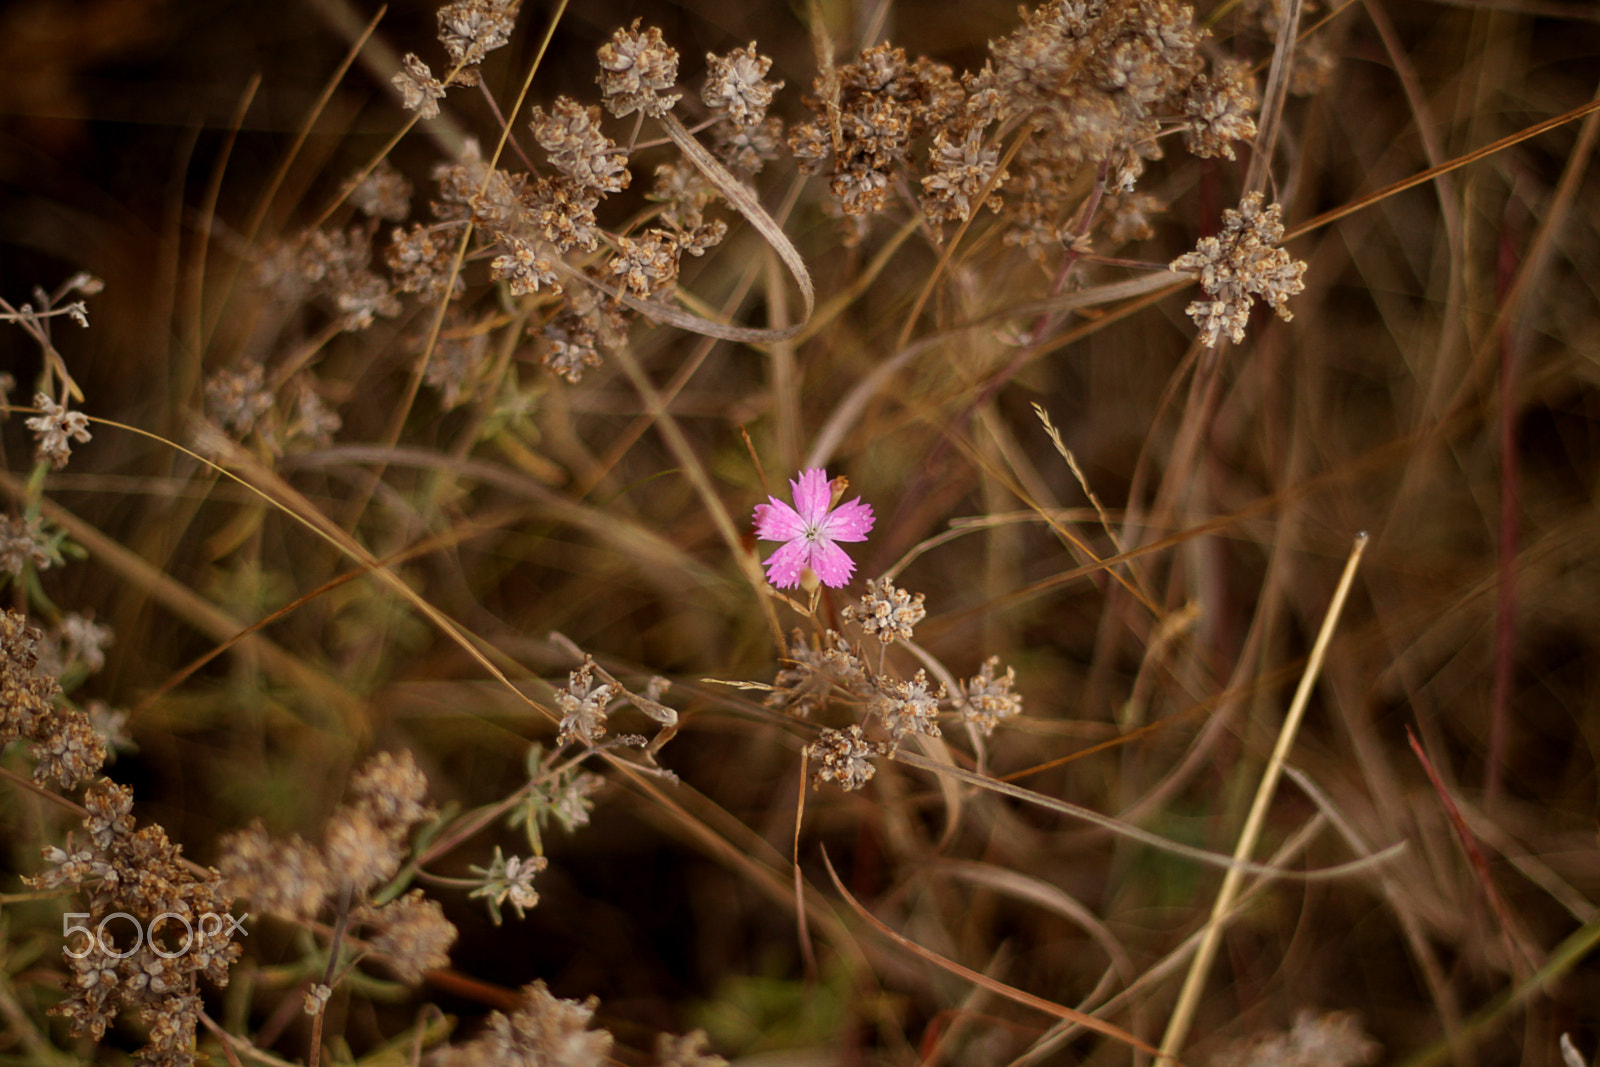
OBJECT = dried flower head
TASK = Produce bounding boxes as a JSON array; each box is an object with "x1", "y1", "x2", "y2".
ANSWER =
[
  {"x1": 842, "y1": 576, "x2": 926, "y2": 644},
  {"x1": 530, "y1": 97, "x2": 631, "y2": 195},
  {"x1": 46, "y1": 775, "x2": 242, "y2": 1066},
  {"x1": 557, "y1": 655, "x2": 613, "y2": 746},
  {"x1": 347, "y1": 749, "x2": 433, "y2": 834},
  {"x1": 59, "y1": 612, "x2": 113, "y2": 674},
  {"x1": 805, "y1": 724, "x2": 889, "y2": 791},
  {"x1": 469, "y1": 845, "x2": 549, "y2": 923},
  {"x1": 284, "y1": 227, "x2": 402, "y2": 331},
  {"x1": 1170, "y1": 192, "x2": 1306, "y2": 346},
  {"x1": 288, "y1": 377, "x2": 342, "y2": 448},
  {"x1": 393, "y1": 53, "x2": 447, "y2": 120},
  {"x1": 956, "y1": 655, "x2": 1022, "y2": 735},
  {"x1": 871, "y1": 669, "x2": 946, "y2": 745},
  {"x1": 711, "y1": 114, "x2": 784, "y2": 178},
  {"x1": 703, "y1": 43, "x2": 782, "y2": 127},
  {"x1": 438, "y1": 981, "x2": 613, "y2": 1067},
  {"x1": 389, "y1": 223, "x2": 463, "y2": 300},
  {"x1": 30, "y1": 712, "x2": 106, "y2": 789},
  {"x1": 204, "y1": 363, "x2": 274, "y2": 438},
  {"x1": 648, "y1": 162, "x2": 715, "y2": 230},
  {"x1": 350, "y1": 162, "x2": 414, "y2": 220},
  {"x1": 920, "y1": 127, "x2": 1009, "y2": 231},
  {"x1": 597, "y1": 20, "x2": 681, "y2": 118},
  {"x1": 0, "y1": 513, "x2": 54, "y2": 576},
  {"x1": 608, "y1": 230, "x2": 683, "y2": 299},
  {"x1": 26, "y1": 393, "x2": 91, "y2": 469},
  {"x1": 437, "y1": 0, "x2": 520, "y2": 68},
  {"x1": 752, "y1": 468, "x2": 875, "y2": 589},
  {"x1": 1213, "y1": 1010, "x2": 1381, "y2": 1067},
  {"x1": 323, "y1": 807, "x2": 404, "y2": 893},
  {"x1": 492, "y1": 235, "x2": 561, "y2": 296},
  {"x1": 218, "y1": 821, "x2": 331, "y2": 922},
  {"x1": 1183, "y1": 60, "x2": 1258, "y2": 160},
  {"x1": 656, "y1": 1030, "x2": 727, "y2": 1067},
  {"x1": 361, "y1": 889, "x2": 458, "y2": 983}
]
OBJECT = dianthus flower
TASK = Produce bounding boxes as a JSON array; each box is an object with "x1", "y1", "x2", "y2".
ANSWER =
[{"x1": 752, "y1": 468, "x2": 874, "y2": 589}]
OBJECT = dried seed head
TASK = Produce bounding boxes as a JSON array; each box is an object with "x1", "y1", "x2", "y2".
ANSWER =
[
  {"x1": 703, "y1": 43, "x2": 782, "y2": 127},
  {"x1": 921, "y1": 127, "x2": 1009, "y2": 230},
  {"x1": 597, "y1": 20, "x2": 681, "y2": 118},
  {"x1": 0, "y1": 514, "x2": 52, "y2": 577},
  {"x1": 956, "y1": 655, "x2": 1023, "y2": 736},
  {"x1": 1170, "y1": 192, "x2": 1306, "y2": 346},
  {"x1": 393, "y1": 53, "x2": 447, "y2": 120},
  {"x1": 842, "y1": 576, "x2": 927, "y2": 645},
  {"x1": 531, "y1": 97, "x2": 631, "y2": 195},
  {"x1": 468, "y1": 845, "x2": 549, "y2": 923},
  {"x1": 1183, "y1": 60, "x2": 1258, "y2": 160},
  {"x1": 437, "y1": 0, "x2": 520, "y2": 68},
  {"x1": 26, "y1": 394, "x2": 91, "y2": 470},
  {"x1": 323, "y1": 807, "x2": 404, "y2": 893},
  {"x1": 361, "y1": 889, "x2": 458, "y2": 983},
  {"x1": 656, "y1": 1030, "x2": 727, "y2": 1067},
  {"x1": 218, "y1": 821, "x2": 331, "y2": 922},
  {"x1": 492, "y1": 235, "x2": 561, "y2": 296},
  {"x1": 870, "y1": 670, "x2": 946, "y2": 745},
  {"x1": 608, "y1": 230, "x2": 682, "y2": 299},
  {"x1": 805, "y1": 724, "x2": 889, "y2": 791},
  {"x1": 350, "y1": 162, "x2": 413, "y2": 221},
  {"x1": 557, "y1": 656, "x2": 613, "y2": 746}
]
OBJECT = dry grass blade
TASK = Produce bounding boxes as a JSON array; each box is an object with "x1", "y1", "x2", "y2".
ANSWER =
[
  {"x1": 1405, "y1": 727, "x2": 1535, "y2": 977},
  {"x1": 653, "y1": 111, "x2": 814, "y2": 341},
  {"x1": 1244, "y1": 0, "x2": 1302, "y2": 195},
  {"x1": 819, "y1": 847, "x2": 1169, "y2": 1061},
  {"x1": 890, "y1": 748, "x2": 1402, "y2": 880},
  {"x1": 1159, "y1": 532, "x2": 1370, "y2": 1061}
]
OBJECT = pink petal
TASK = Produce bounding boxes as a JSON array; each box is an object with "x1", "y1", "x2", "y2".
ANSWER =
[
  {"x1": 762, "y1": 540, "x2": 809, "y2": 588},
  {"x1": 820, "y1": 497, "x2": 874, "y2": 542},
  {"x1": 808, "y1": 540, "x2": 858, "y2": 587},
  {"x1": 790, "y1": 468, "x2": 834, "y2": 525},
  {"x1": 753, "y1": 499, "x2": 805, "y2": 542}
]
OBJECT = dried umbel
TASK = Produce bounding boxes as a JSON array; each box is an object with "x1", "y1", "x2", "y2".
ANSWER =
[
  {"x1": 530, "y1": 98, "x2": 631, "y2": 195},
  {"x1": 842, "y1": 576, "x2": 926, "y2": 645},
  {"x1": 219, "y1": 749, "x2": 436, "y2": 915},
  {"x1": 805, "y1": 724, "x2": 889, "y2": 791},
  {"x1": 920, "y1": 127, "x2": 1009, "y2": 231},
  {"x1": 26, "y1": 393, "x2": 92, "y2": 469},
  {"x1": 702, "y1": 43, "x2": 783, "y2": 127},
  {"x1": 0, "y1": 513, "x2": 53, "y2": 576},
  {"x1": 468, "y1": 845, "x2": 549, "y2": 923},
  {"x1": 1170, "y1": 192, "x2": 1307, "y2": 346},
  {"x1": 437, "y1": 0, "x2": 521, "y2": 68},
  {"x1": 217, "y1": 822, "x2": 330, "y2": 922},
  {"x1": 1183, "y1": 59, "x2": 1258, "y2": 160},
  {"x1": 35, "y1": 778, "x2": 243, "y2": 1067},
  {"x1": 393, "y1": 53, "x2": 447, "y2": 120},
  {"x1": 870, "y1": 669, "x2": 946, "y2": 745},
  {"x1": 359, "y1": 889, "x2": 458, "y2": 983},
  {"x1": 596, "y1": 19, "x2": 681, "y2": 118},
  {"x1": 436, "y1": 981, "x2": 614, "y2": 1067},
  {"x1": 1212, "y1": 1010, "x2": 1381, "y2": 1067},
  {"x1": 955, "y1": 655, "x2": 1023, "y2": 736},
  {"x1": 0, "y1": 608, "x2": 105, "y2": 789}
]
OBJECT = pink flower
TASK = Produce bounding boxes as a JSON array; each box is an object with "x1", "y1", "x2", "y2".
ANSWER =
[{"x1": 752, "y1": 468, "x2": 875, "y2": 589}]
